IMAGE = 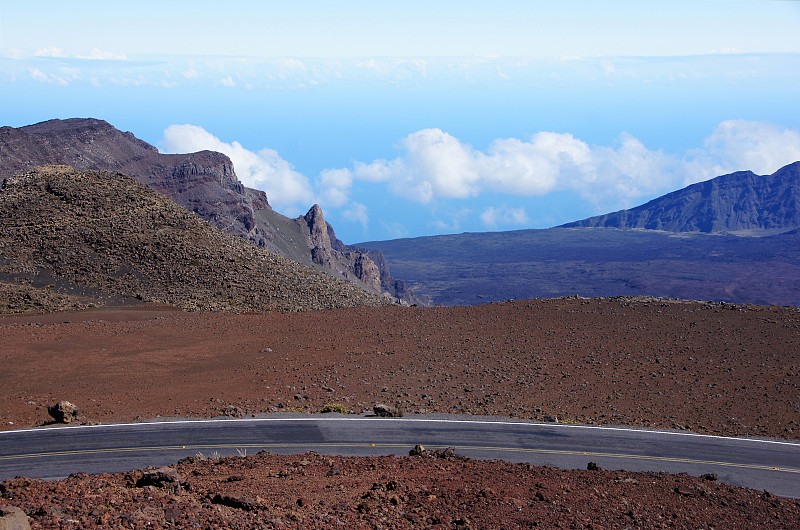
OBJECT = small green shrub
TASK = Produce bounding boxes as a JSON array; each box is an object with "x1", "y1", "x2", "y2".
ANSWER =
[{"x1": 321, "y1": 403, "x2": 348, "y2": 414}]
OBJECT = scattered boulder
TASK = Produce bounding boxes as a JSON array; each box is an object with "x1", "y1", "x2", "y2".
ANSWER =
[
  {"x1": 136, "y1": 467, "x2": 182, "y2": 492},
  {"x1": 702, "y1": 473, "x2": 718, "y2": 481},
  {"x1": 0, "y1": 505, "x2": 30, "y2": 530},
  {"x1": 211, "y1": 493, "x2": 265, "y2": 511},
  {"x1": 47, "y1": 401, "x2": 78, "y2": 423},
  {"x1": 409, "y1": 444, "x2": 427, "y2": 457},
  {"x1": 408, "y1": 445, "x2": 467, "y2": 461},
  {"x1": 373, "y1": 404, "x2": 403, "y2": 417},
  {"x1": 587, "y1": 462, "x2": 602, "y2": 471},
  {"x1": 223, "y1": 405, "x2": 244, "y2": 418}
]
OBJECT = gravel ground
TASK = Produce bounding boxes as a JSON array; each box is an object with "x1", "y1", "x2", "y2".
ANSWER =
[
  {"x1": 1, "y1": 297, "x2": 799, "y2": 527},
  {"x1": 1, "y1": 297, "x2": 798, "y2": 439}
]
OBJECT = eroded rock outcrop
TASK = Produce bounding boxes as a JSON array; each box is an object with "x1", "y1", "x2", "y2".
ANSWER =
[
  {"x1": 304, "y1": 204, "x2": 334, "y2": 268},
  {"x1": 299, "y1": 205, "x2": 386, "y2": 296}
]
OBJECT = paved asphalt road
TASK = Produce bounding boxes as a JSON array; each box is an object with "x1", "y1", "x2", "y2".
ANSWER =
[{"x1": 1, "y1": 416, "x2": 799, "y2": 498}]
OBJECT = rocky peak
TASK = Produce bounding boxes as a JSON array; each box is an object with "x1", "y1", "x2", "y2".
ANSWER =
[
  {"x1": 303, "y1": 204, "x2": 334, "y2": 267},
  {"x1": 300, "y1": 208, "x2": 425, "y2": 303},
  {"x1": 298, "y1": 205, "x2": 385, "y2": 295}
]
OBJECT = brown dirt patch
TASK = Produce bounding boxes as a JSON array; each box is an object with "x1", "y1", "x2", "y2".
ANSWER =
[{"x1": 1, "y1": 298, "x2": 798, "y2": 440}]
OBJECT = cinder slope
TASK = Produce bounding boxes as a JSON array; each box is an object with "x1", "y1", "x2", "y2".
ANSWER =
[{"x1": 0, "y1": 166, "x2": 391, "y2": 313}]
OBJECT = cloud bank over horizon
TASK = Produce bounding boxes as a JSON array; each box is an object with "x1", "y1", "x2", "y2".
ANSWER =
[
  {"x1": 161, "y1": 120, "x2": 800, "y2": 235},
  {"x1": 4, "y1": 53, "x2": 799, "y2": 93}
]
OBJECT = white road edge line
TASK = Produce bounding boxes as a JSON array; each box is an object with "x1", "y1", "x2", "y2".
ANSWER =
[{"x1": 3, "y1": 417, "x2": 799, "y2": 447}]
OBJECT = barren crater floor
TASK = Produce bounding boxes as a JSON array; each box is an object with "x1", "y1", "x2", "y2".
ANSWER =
[{"x1": 1, "y1": 298, "x2": 797, "y2": 441}]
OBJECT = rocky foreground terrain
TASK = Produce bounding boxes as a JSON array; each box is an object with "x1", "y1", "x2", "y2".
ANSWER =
[
  {"x1": 1, "y1": 298, "x2": 799, "y2": 527},
  {"x1": 0, "y1": 166, "x2": 390, "y2": 313},
  {"x1": 2, "y1": 449, "x2": 798, "y2": 529}
]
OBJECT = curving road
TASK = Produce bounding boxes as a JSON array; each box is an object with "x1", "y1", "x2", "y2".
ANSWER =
[{"x1": 1, "y1": 416, "x2": 799, "y2": 498}]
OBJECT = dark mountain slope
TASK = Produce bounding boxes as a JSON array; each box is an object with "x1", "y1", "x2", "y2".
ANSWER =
[
  {"x1": 359, "y1": 227, "x2": 800, "y2": 306},
  {"x1": 0, "y1": 166, "x2": 391, "y2": 313},
  {"x1": 0, "y1": 118, "x2": 421, "y2": 304},
  {"x1": 562, "y1": 162, "x2": 800, "y2": 233}
]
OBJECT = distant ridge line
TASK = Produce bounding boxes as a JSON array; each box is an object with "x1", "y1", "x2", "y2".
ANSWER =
[{"x1": 561, "y1": 161, "x2": 800, "y2": 233}]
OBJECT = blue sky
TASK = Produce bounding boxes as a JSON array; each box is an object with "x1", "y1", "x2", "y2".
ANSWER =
[{"x1": 2, "y1": 1, "x2": 800, "y2": 243}]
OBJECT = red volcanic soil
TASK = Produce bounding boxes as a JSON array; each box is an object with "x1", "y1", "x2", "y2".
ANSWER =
[
  {"x1": 3, "y1": 450, "x2": 799, "y2": 529},
  {"x1": 1, "y1": 297, "x2": 798, "y2": 439},
  {"x1": 2, "y1": 297, "x2": 800, "y2": 527}
]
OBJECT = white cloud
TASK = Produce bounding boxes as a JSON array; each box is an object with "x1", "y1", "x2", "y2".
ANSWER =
[
  {"x1": 600, "y1": 60, "x2": 616, "y2": 75},
  {"x1": 161, "y1": 124, "x2": 315, "y2": 214},
  {"x1": 342, "y1": 202, "x2": 369, "y2": 227},
  {"x1": 711, "y1": 47, "x2": 740, "y2": 55},
  {"x1": 683, "y1": 120, "x2": 800, "y2": 184},
  {"x1": 2, "y1": 47, "x2": 24, "y2": 59},
  {"x1": 351, "y1": 128, "x2": 674, "y2": 207},
  {"x1": 220, "y1": 75, "x2": 235, "y2": 87},
  {"x1": 482, "y1": 132, "x2": 592, "y2": 196},
  {"x1": 480, "y1": 206, "x2": 530, "y2": 228},
  {"x1": 496, "y1": 66, "x2": 511, "y2": 80},
  {"x1": 75, "y1": 48, "x2": 127, "y2": 60},
  {"x1": 318, "y1": 168, "x2": 353, "y2": 208},
  {"x1": 34, "y1": 46, "x2": 68, "y2": 58},
  {"x1": 353, "y1": 129, "x2": 482, "y2": 202},
  {"x1": 430, "y1": 208, "x2": 473, "y2": 234},
  {"x1": 347, "y1": 120, "x2": 800, "y2": 211},
  {"x1": 28, "y1": 67, "x2": 69, "y2": 86},
  {"x1": 32, "y1": 46, "x2": 126, "y2": 60}
]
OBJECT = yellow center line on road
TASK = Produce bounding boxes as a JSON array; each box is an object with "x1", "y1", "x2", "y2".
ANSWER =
[{"x1": 2, "y1": 443, "x2": 799, "y2": 474}]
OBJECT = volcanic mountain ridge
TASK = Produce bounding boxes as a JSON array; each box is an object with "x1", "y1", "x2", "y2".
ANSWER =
[
  {"x1": 0, "y1": 165, "x2": 391, "y2": 313},
  {"x1": 0, "y1": 118, "x2": 423, "y2": 305},
  {"x1": 562, "y1": 161, "x2": 800, "y2": 233}
]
